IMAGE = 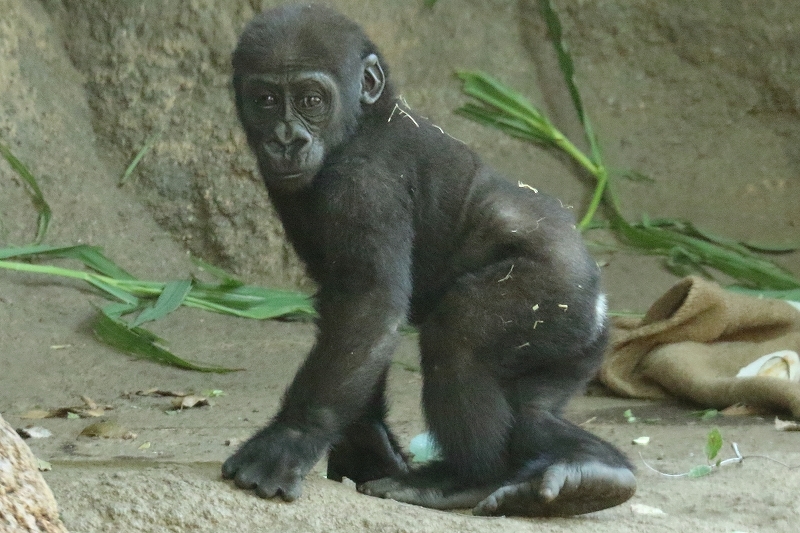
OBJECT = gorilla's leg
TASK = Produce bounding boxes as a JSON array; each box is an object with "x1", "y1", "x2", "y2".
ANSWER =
[
  {"x1": 471, "y1": 328, "x2": 635, "y2": 516},
  {"x1": 360, "y1": 258, "x2": 635, "y2": 516},
  {"x1": 474, "y1": 403, "x2": 635, "y2": 516},
  {"x1": 327, "y1": 372, "x2": 408, "y2": 484}
]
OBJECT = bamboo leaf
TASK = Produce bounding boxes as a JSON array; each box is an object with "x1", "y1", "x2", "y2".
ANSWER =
[
  {"x1": 130, "y1": 278, "x2": 193, "y2": 327},
  {"x1": 0, "y1": 244, "x2": 316, "y2": 372},
  {"x1": 187, "y1": 284, "x2": 316, "y2": 319},
  {"x1": 455, "y1": 104, "x2": 555, "y2": 146},
  {"x1": 119, "y1": 131, "x2": 161, "y2": 186},
  {"x1": 0, "y1": 244, "x2": 134, "y2": 279},
  {"x1": 457, "y1": 71, "x2": 546, "y2": 122},
  {"x1": 687, "y1": 465, "x2": 714, "y2": 478},
  {"x1": 742, "y1": 241, "x2": 800, "y2": 254},
  {"x1": 614, "y1": 168, "x2": 655, "y2": 183},
  {"x1": 66, "y1": 246, "x2": 136, "y2": 279},
  {"x1": 93, "y1": 310, "x2": 240, "y2": 373},
  {"x1": 86, "y1": 276, "x2": 140, "y2": 305},
  {"x1": 539, "y1": 0, "x2": 585, "y2": 125},
  {"x1": 102, "y1": 301, "x2": 142, "y2": 320},
  {"x1": 0, "y1": 141, "x2": 52, "y2": 244},
  {"x1": 450, "y1": 0, "x2": 800, "y2": 291},
  {"x1": 190, "y1": 256, "x2": 244, "y2": 287},
  {"x1": 705, "y1": 428, "x2": 723, "y2": 462},
  {"x1": 610, "y1": 215, "x2": 800, "y2": 290}
]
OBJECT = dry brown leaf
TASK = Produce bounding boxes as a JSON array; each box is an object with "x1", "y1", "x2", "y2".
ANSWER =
[
  {"x1": 20, "y1": 401, "x2": 112, "y2": 419},
  {"x1": 720, "y1": 404, "x2": 761, "y2": 416},
  {"x1": 20, "y1": 410, "x2": 51, "y2": 420},
  {"x1": 79, "y1": 421, "x2": 136, "y2": 439},
  {"x1": 51, "y1": 407, "x2": 110, "y2": 418},
  {"x1": 631, "y1": 503, "x2": 666, "y2": 516},
  {"x1": 80, "y1": 395, "x2": 98, "y2": 410},
  {"x1": 775, "y1": 417, "x2": 800, "y2": 431},
  {"x1": 16, "y1": 426, "x2": 52, "y2": 439},
  {"x1": 171, "y1": 395, "x2": 210, "y2": 409},
  {"x1": 136, "y1": 389, "x2": 188, "y2": 397}
]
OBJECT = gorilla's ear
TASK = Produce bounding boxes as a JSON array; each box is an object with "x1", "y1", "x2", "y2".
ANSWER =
[{"x1": 360, "y1": 54, "x2": 385, "y2": 104}]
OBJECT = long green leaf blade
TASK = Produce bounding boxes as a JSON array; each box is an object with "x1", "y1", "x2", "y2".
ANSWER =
[
  {"x1": 130, "y1": 278, "x2": 193, "y2": 327},
  {"x1": 456, "y1": 105, "x2": 555, "y2": 146},
  {"x1": 456, "y1": 71, "x2": 550, "y2": 129},
  {"x1": 612, "y1": 216, "x2": 800, "y2": 290},
  {"x1": 539, "y1": 0, "x2": 585, "y2": 125},
  {"x1": 93, "y1": 310, "x2": 240, "y2": 373},
  {"x1": 0, "y1": 244, "x2": 134, "y2": 279},
  {"x1": 86, "y1": 276, "x2": 140, "y2": 305},
  {"x1": 190, "y1": 256, "x2": 244, "y2": 286},
  {"x1": 102, "y1": 301, "x2": 142, "y2": 320},
  {"x1": 187, "y1": 284, "x2": 316, "y2": 319},
  {"x1": 0, "y1": 141, "x2": 52, "y2": 244},
  {"x1": 119, "y1": 131, "x2": 161, "y2": 186}
]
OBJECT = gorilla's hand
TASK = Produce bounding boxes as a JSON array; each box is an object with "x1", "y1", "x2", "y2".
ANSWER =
[{"x1": 222, "y1": 424, "x2": 326, "y2": 501}]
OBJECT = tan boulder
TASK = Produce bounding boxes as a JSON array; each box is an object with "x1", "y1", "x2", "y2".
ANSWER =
[{"x1": 0, "y1": 414, "x2": 68, "y2": 533}]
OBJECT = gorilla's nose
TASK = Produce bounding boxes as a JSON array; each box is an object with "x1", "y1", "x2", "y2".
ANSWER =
[{"x1": 272, "y1": 121, "x2": 312, "y2": 154}]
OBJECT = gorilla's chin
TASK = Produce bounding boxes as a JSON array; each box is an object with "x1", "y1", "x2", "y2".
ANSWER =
[{"x1": 264, "y1": 171, "x2": 314, "y2": 191}]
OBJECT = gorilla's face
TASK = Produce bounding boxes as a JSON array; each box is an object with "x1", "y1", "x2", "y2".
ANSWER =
[
  {"x1": 235, "y1": 53, "x2": 384, "y2": 192},
  {"x1": 237, "y1": 70, "x2": 346, "y2": 191}
]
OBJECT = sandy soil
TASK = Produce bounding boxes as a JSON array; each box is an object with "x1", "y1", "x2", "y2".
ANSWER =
[
  {"x1": 8, "y1": 323, "x2": 800, "y2": 533},
  {"x1": 2, "y1": 1, "x2": 799, "y2": 532}
]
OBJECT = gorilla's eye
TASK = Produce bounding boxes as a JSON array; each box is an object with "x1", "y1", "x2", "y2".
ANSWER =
[
  {"x1": 254, "y1": 92, "x2": 277, "y2": 108},
  {"x1": 299, "y1": 95, "x2": 323, "y2": 109}
]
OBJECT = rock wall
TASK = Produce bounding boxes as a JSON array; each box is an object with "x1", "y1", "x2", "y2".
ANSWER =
[{"x1": 3, "y1": 0, "x2": 798, "y2": 291}]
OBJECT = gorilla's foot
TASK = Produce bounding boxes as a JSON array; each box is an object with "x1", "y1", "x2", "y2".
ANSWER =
[{"x1": 473, "y1": 461, "x2": 636, "y2": 517}]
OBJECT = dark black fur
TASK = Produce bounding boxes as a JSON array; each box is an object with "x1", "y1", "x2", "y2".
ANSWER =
[{"x1": 222, "y1": 4, "x2": 635, "y2": 516}]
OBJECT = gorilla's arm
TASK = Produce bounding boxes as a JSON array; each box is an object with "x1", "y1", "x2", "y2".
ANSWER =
[{"x1": 222, "y1": 176, "x2": 413, "y2": 500}]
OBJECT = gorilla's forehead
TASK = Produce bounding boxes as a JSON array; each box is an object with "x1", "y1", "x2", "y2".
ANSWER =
[
  {"x1": 233, "y1": 5, "x2": 374, "y2": 77},
  {"x1": 242, "y1": 70, "x2": 335, "y2": 88}
]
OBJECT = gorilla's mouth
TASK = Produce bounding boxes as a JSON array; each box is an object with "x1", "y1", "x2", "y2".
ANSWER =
[{"x1": 276, "y1": 172, "x2": 303, "y2": 180}]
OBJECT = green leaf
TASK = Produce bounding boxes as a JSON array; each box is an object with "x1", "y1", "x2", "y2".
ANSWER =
[
  {"x1": 456, "y1": 71, "x2": 546, "y2": 124},
  {"x1": 612, "y1": 216, "x2": 800, "y2": 290},
  {"x1": 705, "y1": 428, "x2": 723, "y2": 462},
  {"x1": 0, "y1": 141, "x2": 52, "y2": 244},
  {"x1": 130, "y1": 279, "x2": 193, "y2": 327},
  {"x1": 119, "y1": 131, "x2": 161, "y2": 186},
  {"x1": 742, "y1": 241, "x2": 800, "y2": 254},
  {"x1": 93, "y1": 310, "x2": 240, "y2": 373},
  {"x1": 86, "y1": 276, "x2": 140, "y2": 305},
  {"x1": 691, "y1": 409, "x2": 719, "y2": 420},
  {"x1": 614, "y1": 168, "x2": 655, "y2": 183},
  {"x1": 687, "y1": 465, "x2": 714, "y2": 478},
  {"x1": 190, "y1": 256, "x2": 243, "y2": 286},
  {"x1": 0, "y1": 244, "x2": 134, "y2": 279},
  {"x1": 726, "y1": 287, "x2": 800, "y2": 301},
  {"x1": 102, "y1": 301, "x2": 142, "y2": 320},
  {"x1": 455, "y1": 104, "x2": 554, "y2": 146},
  {"x1": 538, "y1": 0, "x2": 585, "y2": 125}
]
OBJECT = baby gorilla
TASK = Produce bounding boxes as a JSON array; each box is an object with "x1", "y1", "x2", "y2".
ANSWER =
[{"x1": 222, "y1": 4, "x2": 635, "y2": 517}]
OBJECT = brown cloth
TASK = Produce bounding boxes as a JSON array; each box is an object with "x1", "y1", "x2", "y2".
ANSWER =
[{"x1": 600, "y1": 276, "x2": 800, "y2": 418}]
